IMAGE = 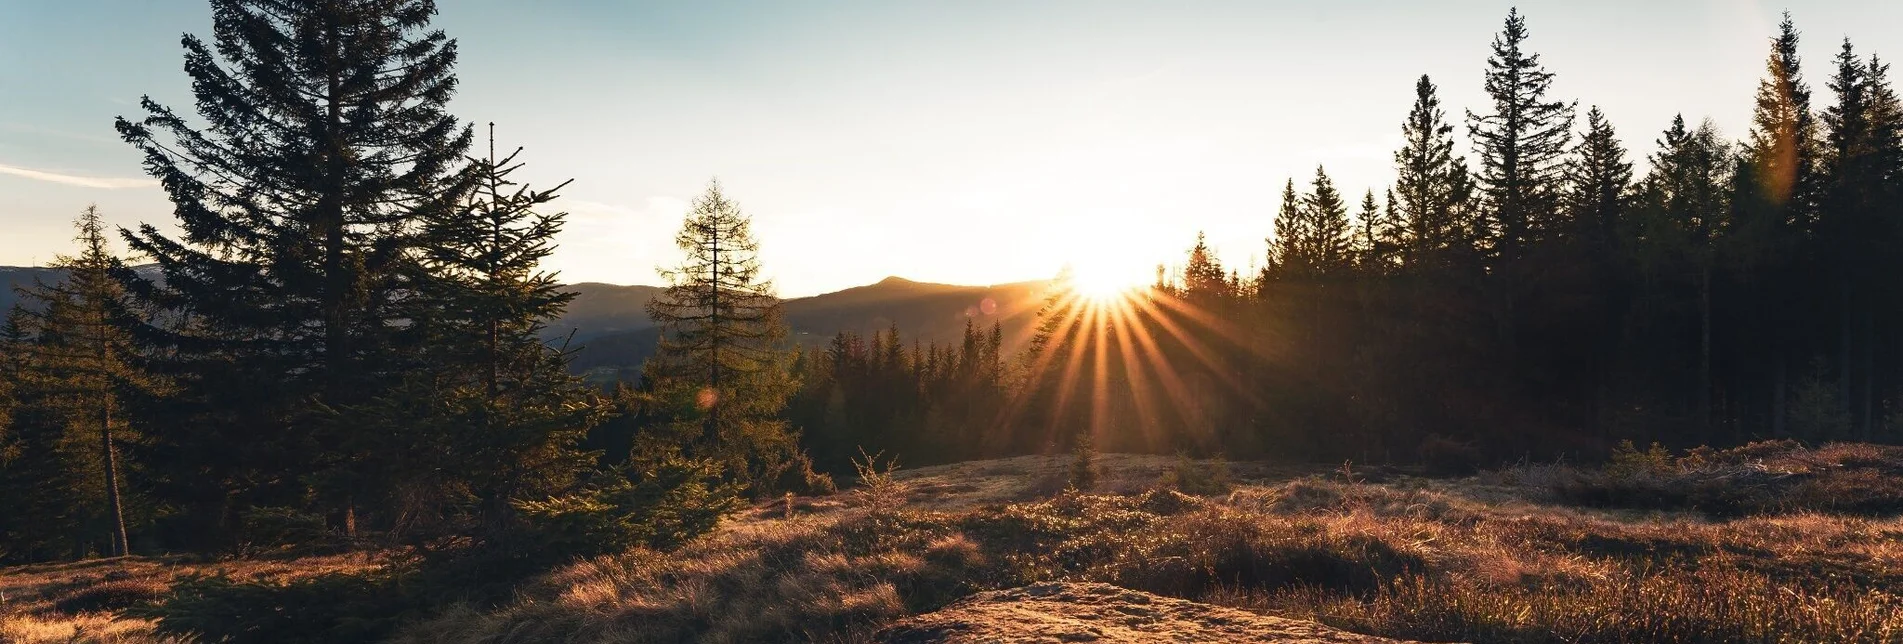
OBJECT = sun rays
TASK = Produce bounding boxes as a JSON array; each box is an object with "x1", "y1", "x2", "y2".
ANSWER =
[{"x1": 983, "y1": 269, "x2": 1263, "y2": 455}]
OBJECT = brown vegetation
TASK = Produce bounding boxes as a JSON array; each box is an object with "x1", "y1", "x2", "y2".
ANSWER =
[
  {"x1": 12, "y1": 444, "x2": 1903, "y2": 643},
  {"x1": 0, "y1": 554, "x2": 377, "y2": 643}
]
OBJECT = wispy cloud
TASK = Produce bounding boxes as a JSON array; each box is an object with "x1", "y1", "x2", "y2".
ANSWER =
[{"x1": 0, "y1": 163, "x2": 157, "y2": 189}]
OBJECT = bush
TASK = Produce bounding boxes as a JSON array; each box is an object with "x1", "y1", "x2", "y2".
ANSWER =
[
  {"x1": 238, "y1": 506, "x2": 343, "y2": 554},
  {"x1": 1068, "y1": 431, "x2": 1099, "y2": 490},
  {"x1": 142, "y1": 571, "x2": 421, "y2": 644},
  {"x1": 1161, "y1": 453, "x2": 1232, "y2": 495},
  {"x1": 513, "y1": 455, "x2": 743, "y2": 560},
  {"x1": 1606, "y1": 440, "x2": 1675, "y2": 478}
]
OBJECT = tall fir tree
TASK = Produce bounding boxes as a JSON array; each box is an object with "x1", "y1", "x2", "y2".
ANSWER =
[
  {"x1": 1632, "y1": 116, "x2": 1732, "y2": 438},
  {"x1": 1746, "y1": 13, "x2": 1822, "y2": 221},
  {"x1": 1467, "y1": 8, "x2": 1576, "y2": 266},
  {"x1": 114, "y1": 0, "x2": 475, "y2": 540},
  {"x1": 1394, "y1": 75, "x2": 1477, "y2": 271},
  {"x1": 1819, "y1": 41, "x2": 1903, "y2": 436},
  {"x1": 1267, "y1": 180, "x2": 1310, "y2": 280}
]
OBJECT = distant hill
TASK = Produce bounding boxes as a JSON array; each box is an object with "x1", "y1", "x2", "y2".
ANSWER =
[
  {"x1": 565, "y1": 276, "x2": 1052, "y2": 377},
  {"x1": 0, "y1": 265, "x2": 1049, "y2": 378},
  {"x1": 544, "y1": 282, "x2": 666, "y2": 343},
  {"x1": 0, "y1": 266, "x2": 65, "y2": 313}
]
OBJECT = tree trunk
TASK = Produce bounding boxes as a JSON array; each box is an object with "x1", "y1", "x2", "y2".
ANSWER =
[
  {"x1": 101, "y1": 389, "x2": 129, "y2": 557},
  {"x1": 1698, "y1": 264, "x2": 1713, "y2": 436}
]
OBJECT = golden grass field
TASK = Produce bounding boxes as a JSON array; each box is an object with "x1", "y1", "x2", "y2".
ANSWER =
[{"x1": 7, "y1": 445, "x2": 1903, "y2": 643}]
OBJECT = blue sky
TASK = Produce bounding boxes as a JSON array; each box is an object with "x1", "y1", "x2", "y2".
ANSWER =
[{"x1": 2, "y1": 1, "x2": 1899, "y2": 295}]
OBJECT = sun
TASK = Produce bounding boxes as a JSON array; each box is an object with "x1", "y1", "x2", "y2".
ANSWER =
[{"x1": 1066, "y1": 257, "x2": 1142, "y2": 302}]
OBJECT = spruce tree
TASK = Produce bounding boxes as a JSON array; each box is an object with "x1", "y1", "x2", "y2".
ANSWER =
[
  {"x1": 1565, "y1": 107, "x2": 1634, "y2": 251},
  {"x1": 1302, "y1": 166, "x2": 1355, "y2": 277},
  {"x1": 1746, "y1": 13, "x2": 1821, "y2": 219},
  {"x1": 1467, "y1": 8, "x2": 1576, "y2": 266},
  {"x1": 1182, "y1": 232, "x2": 1230, "y2": 302},
  {"x1": 1633, "y1": 116, "x2": 1732, "y2": 435},
  {"x1": 1268, "y1": 180, "x2": 1310, "y2": 280},
  {"x1": 1819, "y1": 41, "x2": 1903, "y2": 435},
  {"x1": 355, "y1": 128, "x2": 599, "y2": 537},
  {"x1": 114, "y1": 0, "x2": 475, "y2": 539},
  {"x1": 1353, "y1": 189, "x2": 1400, "y2": 274},
  {"x1": 1394, "y1": 75, "x2": 1476, "y2": 271},
  {"x1": 644, "y1": 180, "x2": 808, "y2": 491}
]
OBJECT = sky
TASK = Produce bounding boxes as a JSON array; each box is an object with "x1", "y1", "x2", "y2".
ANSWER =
[{"x1": 2, "y1": 1, "x2": 1901, "y2": 296}]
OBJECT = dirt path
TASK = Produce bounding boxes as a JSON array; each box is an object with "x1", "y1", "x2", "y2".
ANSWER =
[{"x1": 876, "y1": 582, "x2": 1432, "y2": 643}]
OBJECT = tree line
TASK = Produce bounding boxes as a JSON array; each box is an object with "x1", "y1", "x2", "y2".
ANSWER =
[{"x1": 991, "y1": 9, "x2": 1903, "y2": 468}]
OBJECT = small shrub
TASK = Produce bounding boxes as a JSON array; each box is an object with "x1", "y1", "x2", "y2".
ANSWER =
[
  {"x1": 142, "y1": 571, "x2": 419, "y2": 644},
  {"x1": 1068, "y1": 431, "x2": 1099, "y2": 491},
  {"x1": 513, "y1": 455, "x2": 743, "y2": 560},
  {"x1": 1161, "y1": 453, "x2": 1231, "y2": 495},
  {"x1": 848, "y1": 448, "x2": 906, "y2": 512},
  {"x1": 238, "y1": 506, "x2": 341, "y2": 554},
  {"x1": 1606, "y1": 440, "x2": 1675, "y2": 478}
]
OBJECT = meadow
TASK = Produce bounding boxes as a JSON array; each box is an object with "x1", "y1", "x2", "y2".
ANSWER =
[{"x1": 7, "y1": 441, "x2": 1902, "y2": 643}]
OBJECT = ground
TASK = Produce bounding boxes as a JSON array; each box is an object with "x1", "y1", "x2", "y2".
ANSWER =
[
  {"x1": 875, "y1": 582, "x2": 1418, "y2": 643},
  {"x1": 7, "y1": 445, "x2": 1903, "y2": 643},
  {"x1": 0, "y1": 553, "x2": 377, "y2": 643}
]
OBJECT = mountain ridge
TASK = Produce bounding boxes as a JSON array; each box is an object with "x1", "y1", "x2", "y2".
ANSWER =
[{"x1": 0, "y1": 265, "x2": 1053, "y2": 377}]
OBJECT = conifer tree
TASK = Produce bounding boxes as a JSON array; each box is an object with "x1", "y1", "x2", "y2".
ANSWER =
[
  {"x1": 1353, "y1": 189, "x2": 1400, "y2": 274},
  {"x1": 1467, "y1": 8, "x2": 1575, "y2": 265},
  {"x1": 1746, "y1": 13, "x2": 1822, "y2": 219},
  {"x1": 3, "y1": 208, "x2": 154, "y2": 559},
  {"x1": 1267, "y1": 180, "x2": 1309, "y2": 280},
  {"x1": 1182, "y1": 232, "x2": 1230, "y2": 302},
  {"x1": 1633, "y1": 116, "x2": 1732, "y2": 434},
  {"x1": 354, "y1": 129, "x2": 599, "y2": 536},
  {"x1": 114, "y1": 0, "x2": 475, "y2": 540},
  {"x1": 1818, "y1": 41, "x2": 1903, "y2": 435},
  {"x1": 1302, "y1": 166, "x2": 1355, "y2": 277},
  {"x1": 1565, "y1": 107, "x2": 1634, "y2": 251},
  {"x1": 645, "y1": 181, "x2": 810, "y2": 491},
  {"x1": 1394, "y1": 75, "x2": 1477, "y2": 271}
]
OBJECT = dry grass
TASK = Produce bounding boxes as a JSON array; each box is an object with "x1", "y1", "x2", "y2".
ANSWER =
[
  {"x1": 18, "y1": 447, "x2": 1903, "y2": 643},
  {"x1": 0, "y1": 553, "x2": 380, "y2": 644},
  {"x1": 389, "y1": 450, "x2": 1903, "y2": 643}
]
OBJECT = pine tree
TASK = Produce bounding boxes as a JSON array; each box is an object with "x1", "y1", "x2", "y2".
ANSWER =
[
  {"x1": 1394, "y1": 75, "x2": 1477, "y2": 271},
  {"x1": 1303, "y1": 167, "x2": 1354, "y2": 277},
  {"x1": 1182, "y1": 232, "x2": 1230, "y2": 302},
  {"x1": 1818, "y1": 41, "x2": 1903, "y2": 436},
  {"x1": 1268, "y1": 180, "x2": 1310, "y2": 280},
  {"x1": 114, "y1": 0, "x2": 475, "y2": 540},
  {"x1": 1467, "y1": 8, "x2": 1576, "y2": 266},
  {"x1": 644, "y1": 180, "x2": 809, "y2": 491},
  {"x1": 354, "y1": 128, "x2": 599, "y2": 537},
  {"x1": 1565, "y1": 107, "x2": 1634, "y2": 251},
  {"x1": 1353, "y1": 189, "x2": 1400, "y2": 274},
  {"x1": 4, "y1": 208, "x2": 155, "y2": 559},
  {"x1": 1746, "y1": 13, "x2": 1822, "y2": 219},
  {"x1": 1633, "y1": 116, "x2": 1732, "y2": 435}
]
